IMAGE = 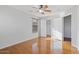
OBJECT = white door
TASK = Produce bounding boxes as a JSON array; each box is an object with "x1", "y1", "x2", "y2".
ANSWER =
[{"x1": 46, "y1": 20, "x2": 51, "y2": 36}]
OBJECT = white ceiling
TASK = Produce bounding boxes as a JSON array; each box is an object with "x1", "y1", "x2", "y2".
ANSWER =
[
  {"x1": 48, "y1": 5, "x2": 73, "y2": 16},
  {"x1": 9, "y1": 5, "x2": 73, "y2": 17}
]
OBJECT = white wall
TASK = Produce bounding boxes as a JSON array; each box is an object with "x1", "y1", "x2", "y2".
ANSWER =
[
  {"x1": 0, "y1": 6, "x2": 38, "y2": 49},
  {"x1": 77, "y1": 7, "x2": 79, "y2": 50},
  {"x1": 73, "y1": 6, "x2": 79, "y2": 49},
  {"x1": 51, "y1": 17, "x2": 63, "y2": 40},
  {"x1": 51, "y1": 17, "x2": 63, "y2": 50},
  {"x1": 64, "y1": 15, "x2": 71, "y2": 38},
  {"x1": 71, "y1": 6, "x2": 78, "y2": 48}
]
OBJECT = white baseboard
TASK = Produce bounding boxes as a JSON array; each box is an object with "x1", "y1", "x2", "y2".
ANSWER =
[{"x1": 0, "y1": 36, "x2": 38, "y2": 49}]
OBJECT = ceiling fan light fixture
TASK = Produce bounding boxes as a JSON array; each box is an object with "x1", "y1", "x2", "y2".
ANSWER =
[{"x1": 39, "y1": 5, "x2": 51, "y2": 13}]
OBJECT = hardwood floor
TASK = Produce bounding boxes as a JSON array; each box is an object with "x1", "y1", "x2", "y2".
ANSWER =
[{"x1": 0, "y1": 37, "x2": 78, "y2": 54}]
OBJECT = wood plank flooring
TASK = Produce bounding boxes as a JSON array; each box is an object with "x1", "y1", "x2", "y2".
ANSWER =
[{"x1": 0, "y1": 37, "x2": 78, "y2": 54}]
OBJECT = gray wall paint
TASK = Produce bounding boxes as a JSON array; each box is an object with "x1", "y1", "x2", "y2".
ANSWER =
[
  {"x1": 64, "y1": 15, "x2": 71, "y2": 38},
  {"x1": 72, "y1": 6, "x2": 79, "y2": 49},
  {"x1": 0, "y1": 6, "x2": 38, "y2": 48},
  {"x1": 51, "y1": 17, "x2": 63, "y2": 40},
  {"x1": 71, "y1": 6, "x2": 78, "y2": 48},
  {"x1": 51, "y1": 17, "x2": 63, "y2": 49}
]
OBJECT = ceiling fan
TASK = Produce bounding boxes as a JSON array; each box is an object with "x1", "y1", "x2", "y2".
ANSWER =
[
  {"x1": 38, "y1": 5, "x2": 51, "y2": 14},
  {"x1": 31, "y1": 5, "x2": 52, "y2": 20},
  {"x1": 31, "y1": 5, "x2": 52, "y2": 15}
]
